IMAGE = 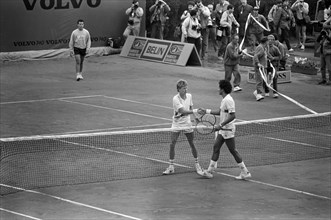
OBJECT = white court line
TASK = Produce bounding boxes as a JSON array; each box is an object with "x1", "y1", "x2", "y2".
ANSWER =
[
  {"x1": 0, "y1": 184, "x2": 143, "y2": 220},
  {"x1": 59, "y1": 99, "x2": 172, "y2": 121},
  {"x1": 264, "y1": 136, "x2": 330, "y2": 150},
  {"x1": 0, "y1": 95, "x2": 104, "y2": 105},
  {"x1": 0, "y1": 208, "x2": 42, "y2": 220},
  {"x1": 102, "y1": 95, "x2": 173, "y2": 109}
]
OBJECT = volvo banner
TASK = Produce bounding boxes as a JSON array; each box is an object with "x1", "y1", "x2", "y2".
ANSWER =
[{"x1": 0, "y1": 0, "x2": 146, "y2": 52}]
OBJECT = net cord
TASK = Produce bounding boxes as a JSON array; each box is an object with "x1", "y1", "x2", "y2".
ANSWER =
[{"x1": 1, "y1": 112, "x2": 330, "y2": 142}]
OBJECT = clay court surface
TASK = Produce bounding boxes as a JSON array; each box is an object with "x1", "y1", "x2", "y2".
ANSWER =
[{"x1": 0, "y1": 52, "x2": 330, "y2": 220}]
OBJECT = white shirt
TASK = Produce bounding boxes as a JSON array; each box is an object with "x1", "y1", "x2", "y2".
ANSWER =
[
  {"x1": 219, "y1": 94, "x2": 235, "y2": 131},
  {"x1": 172, "y1": 93, "x2": 193, "y2": 128}
]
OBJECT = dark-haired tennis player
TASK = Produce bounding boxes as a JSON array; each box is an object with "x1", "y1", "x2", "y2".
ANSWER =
[
  {"x1": 163, "y1": 79, "x2": 203, "y2": 175},
  {"x1": 69, "y1": 19, "x2": 91, "y2": 81},
  {"x1": 198, "y1": 80, "x2": 251, "y2": 179}
]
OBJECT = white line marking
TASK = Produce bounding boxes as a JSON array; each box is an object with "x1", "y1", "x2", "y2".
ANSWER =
[
  {"x1": 264, "y1": 136, "x2": 330, "y2": 150},
  {"x1": 102, "y1": 95, "x2": 172, "y2": 109},
  {"x1": 59, "y1": 99, "x2": 172, "y2": 121},
  {"x1": 0, "y1": 208, "x2": 42, "y2": 220},
  {"x1": 215, "y1": 171, "x2": 331, "y2": 200},
  {"x1": 0, "y1": 95, "x2": 104, "y2": 105},
  {"x1": 0, "y1": 184, "x2": 143, "y2": 220},
  {"x1": 51, "y1": 123, "x2": 172, "y2": 135}
]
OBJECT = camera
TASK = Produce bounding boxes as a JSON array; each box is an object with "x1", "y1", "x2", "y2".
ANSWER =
[{"x1": 128, "y1": 19, "x2": 134, "y2": 25}]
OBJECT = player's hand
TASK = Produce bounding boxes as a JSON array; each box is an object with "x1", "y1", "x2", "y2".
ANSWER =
[{"x1": 198, "y1": 108, "x2": 206, "y2": 115}]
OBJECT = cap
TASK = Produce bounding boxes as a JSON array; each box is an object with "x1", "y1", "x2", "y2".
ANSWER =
[
  {"x1": 253, "y1": 6, "x2": 259, "y2": 10},
  {"x1": 132, "y1": 0, "x2": 138, "y2": 3}
]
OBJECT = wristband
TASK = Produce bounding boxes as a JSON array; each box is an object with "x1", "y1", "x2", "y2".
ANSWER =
[
  {"x1": 206, "y1": 109, "x2": 211, "y2": 114},
  {"x1": 193, "y1": 109, "x2": 198, "y2": 113}
]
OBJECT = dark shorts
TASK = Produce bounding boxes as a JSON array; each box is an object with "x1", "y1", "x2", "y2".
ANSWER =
[
  {"x1": 74, "y1": 47, "x2": 87, "y2": 56},
  {"x1": 296, "y1": 18, "x2": 306, "y2": 26}
]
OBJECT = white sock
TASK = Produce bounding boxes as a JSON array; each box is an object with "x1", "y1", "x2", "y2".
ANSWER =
[
  {"x1": 169, "y1": 160, "x2": 174, "y2": 167},
  {"x1": 194, "y1": 157, "x2": 199, "y2": 164},
  {"x1": 238, "y1": 161, "x2": 249, "y2": 173}
]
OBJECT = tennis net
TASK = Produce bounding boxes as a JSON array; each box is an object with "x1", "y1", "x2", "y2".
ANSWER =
[{"x1": 1, "y1": 112, "x2": 330, "y2": 195}]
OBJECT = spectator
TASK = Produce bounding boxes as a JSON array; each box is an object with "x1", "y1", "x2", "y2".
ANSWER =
[
  {"x1": 266, "y1": 34, "x2": 282, "y2": 98},
  {"x1": 291, "y1": 0, "x2": 309, "y2": 50},
  {"x1": 248, "y1": 0, "x2": 267, "y2": 18},
  {"x1": 123, "y1": 0, "x2": 144, "y2": 40},
  {"x1": 208, "y1": 4, "x2": 219, "y2": 53},
  {"x1": 149, "y1": 0, "x2": 171, "y2": 40},
  {"x1": 317, "y1": 27, "x2": 331, "y2": 85},
  {"x1": 180, "y1": 1, "x2": 196, "y2": 42},
  {"x1": 267, "y1": 0, "x2": 283, "y2": 35},
  {"x1": 248, "y1": 6, "x2": 269, "y2": 51},
  {"x1": 253, "y1": 37, "x2": 269, "y2": 101},
  {"x1": 272, "y1": 33, "x2": 288, "y2": 70},
  {"x1": 234, "y1": 0, "x2": 253, "y2": 48},
  {"x1": 182, "y1": 9, "x2": 202, "y2": 56},
  {"x1": 224, "y1": 34, "x2": 244, "y2": 92},
  {"x1": 274, "y1": 0, "x2": 295, "y2": 52},
  {"x1": 195, "y1": 0, "x2": 212, "y2": 60},
  {"x1": 217, "y1": 4, "x2": 239, "y2": 61}
]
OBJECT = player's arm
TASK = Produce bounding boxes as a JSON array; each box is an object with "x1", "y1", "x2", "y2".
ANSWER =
[{"x1": 214, "y1": 112, "x2": 236, "y2": 131}]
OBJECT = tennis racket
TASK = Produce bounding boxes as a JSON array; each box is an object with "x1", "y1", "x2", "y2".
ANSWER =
[
  {"x1": 196, "y1": 114, "x2": 233, "y2": 135},
  {"x1": 195, "y1": 114, "x2": 217, "y2": 135}
]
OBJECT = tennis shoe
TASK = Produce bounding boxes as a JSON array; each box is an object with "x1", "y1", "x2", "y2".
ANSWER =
[
  {"x1": 162, "y1": 165, "x2": 174, "y2": 175},
  {"x1": 202, "y1": 170, "x2": 213, "y2": 179},
  {"x1": 288, "y1": 48, "x2": 294, "y2": 52},
  {"x1": 256, "y1": 94, "x2": 264, "y2": 101},
  {"x1": 300, "y1": 45, "x2": 305, "y2": 50},
  {"x1": 235, "y1": 171, "x2": 251, "y2": 180},
  {"x1": 233, "y1": 86, "x2": 242, "y2": 92},
  {"x1": 265, "y1": 93, "x2": 270, "y2": 97},
  {"x1": 273, "y1": 93, "x2": 279, "y2": 98},
  {"x1": 76, "y1": 73, "x2": 83, "y2": 81},
  {"x1": 195, "y1": 163, "x2": 204, "y2": 175}
]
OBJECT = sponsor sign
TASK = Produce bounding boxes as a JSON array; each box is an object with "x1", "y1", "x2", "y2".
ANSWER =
[
  {"x1": 247, "y1": 70, "x2": 291, "y2": 84},
  {"x1": 120, "y1": 36, "x2": 201, "y2": 66}
]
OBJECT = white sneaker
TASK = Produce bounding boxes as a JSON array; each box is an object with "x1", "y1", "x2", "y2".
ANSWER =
[
  {"x1": 235, "y1": 171, "x2": 252, "y2": 180},
  {"x1": 202, "y1": 170, "x2": 213, "y2": 179},
  {"x1": 300, "y1": 45, "x2": 305, "y2": 50},
  {"x1": 233, "y1": 86, "x2": 242, "y2": 92},
  {"x1": 256, "y1": 94, "x2": 264, "y2": 101},
  {"x1": 76, "y1": 73, "x2": 83, "y2": 81},
  {"x1": 288, "y1": 48, "x2": 294, "y2": 52},
  {"x1": 273, "y1": 93, "x2": 279, "y2": 98},
  {"x1": 265, "y1": 93, "x2": 270, "y2": 97},
  {"x1": 195, "y1": 163, "x2": 204, "y2": 175},
  {"x1": 162, "y1": 165, "x2": 174, "y2": 175}
]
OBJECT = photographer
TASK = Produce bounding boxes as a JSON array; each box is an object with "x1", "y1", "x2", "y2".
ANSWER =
[
  {"x1": 149, "y1": 0, "x2": 170, "y2": 40},
  {"x1": 317, "y1": 27, "x2": 331, "y2": 85},
  {"x1": 195, "y1": 0, "x2": 211, "y2": 60},
  {"x1": 291, "y1": 0, "x2": 309, "y2": 50},
  {"x1": 217, "y1": 4, "x2": 239, "y2": 61},
  {"x1": 123, "y1": 0, "x2": 144, "y2": 40},
  {"x1": 182, "y1": 9, "x2": 202, "y2": 57},
  {"x1": 274, "y1": 0, "x2": 295, "y2": 52}
]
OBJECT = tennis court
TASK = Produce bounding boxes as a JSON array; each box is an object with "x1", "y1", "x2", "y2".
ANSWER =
[{"x1": 1, "y1": 53, "x2": 330, "y2": 220}]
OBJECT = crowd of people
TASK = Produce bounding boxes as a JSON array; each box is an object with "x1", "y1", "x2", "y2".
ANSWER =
[{"x1": 68, "y1": 0, "x2": 331, "y2": 87}]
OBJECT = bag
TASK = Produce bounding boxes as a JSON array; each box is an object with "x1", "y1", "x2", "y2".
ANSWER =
[
  {"x1": 173, "y1": 24, "x2": 182, "y2": 39},
  {"x1": 216, "y1": 28, "x2": 223, "y2": 37}
]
